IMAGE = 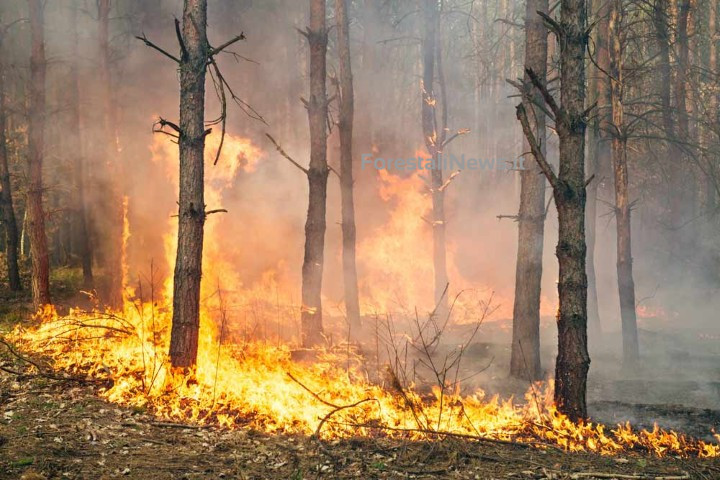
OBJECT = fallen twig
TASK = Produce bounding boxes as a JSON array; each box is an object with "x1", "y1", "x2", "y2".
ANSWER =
[
  {"x1": 0, "y1": 338, "x2": 98, "y2": 384},
  {"x1": 149, "y1": 421, "x2": 208, "y2": 430},
  {"x1": 568, "y1": 473, "x2": 689, "y2": 480}
]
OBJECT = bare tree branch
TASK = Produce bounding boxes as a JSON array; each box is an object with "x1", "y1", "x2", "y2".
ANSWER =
[
  {"x1": 209, "y1": 33, "x2": 246, "y2": 57},
  {"x1": 265, "y1": 133, "x2": 308, "y2": 175},
  {"x1": 516, "y1": 103, "x2": 559, "y2": 189},
  {"x1": 135, "y1": 33, "x2": 180, "y2": 63}
]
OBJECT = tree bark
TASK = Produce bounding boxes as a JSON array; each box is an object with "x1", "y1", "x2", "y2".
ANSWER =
[
  {"x1": 0, "y1": 31, "x2": 21, "y2": 291},
  {"x1": 553, "y1": 0, "x2": 591, "y2": 420},
  {"x1": 27, "y1": 0, "x2": 51, "y2": 308},
  {"x1": 335, "y1": 0, "x2": 361, "y2": 336},
  {"x1": 69, "y1": 3, "x2": 93, "y2": 289},
  {"x1": 421, "y1": 0, "x2": 449, "y2": 313},
  {"x1": 510, "y1": 0, "x2": 549, "y2": 381},
  {"x1": 169, "y1": 0, "x2": 209, "y2": 368},
  {"x1": 518, "y1": 0, "x2": 591, "y2": 419},
  {"x1": 300, "y1": 0, "x2": 329, "y2": 347},
  {"x1": 98, "y1": 0, "x2": 123, "y2": 308},
  {"x1": 609, "y1": 0, "x2": 640, "y2": 365}
]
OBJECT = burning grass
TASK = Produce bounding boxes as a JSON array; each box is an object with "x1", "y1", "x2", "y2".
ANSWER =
[{"x1": 3, "y1": 302, "x2": 719, "y2": 460}]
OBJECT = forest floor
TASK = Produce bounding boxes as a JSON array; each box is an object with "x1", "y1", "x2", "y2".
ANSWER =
[
  {"x1": 1, "y1": 374, "x2": 718, "y2": 480},
  {"x1": 1, "y1": 272, "x2": 719, "y2": 479}
]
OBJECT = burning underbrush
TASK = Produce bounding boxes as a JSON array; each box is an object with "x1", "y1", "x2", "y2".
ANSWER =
[{"x1": 4, "y1": 301, "x2": 720, "y2": 460}]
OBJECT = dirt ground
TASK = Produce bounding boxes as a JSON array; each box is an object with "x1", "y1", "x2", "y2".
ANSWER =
[{"x1": 1, "y1": 372, "x2": 719, "y2": 480}]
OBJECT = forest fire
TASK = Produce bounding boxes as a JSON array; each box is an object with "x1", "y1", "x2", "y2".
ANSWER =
[
  {"x1": 3, "y1": 0, "x2": 720, "y2": 477},
  {"x1": 6, "y1": 302, "x2": 720, "y2": 459}
]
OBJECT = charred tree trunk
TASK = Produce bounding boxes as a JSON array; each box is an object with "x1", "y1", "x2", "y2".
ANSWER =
[
  {"x1": 169, "y1": 0, "x2": 209, "y2": 368},
  {"x1": 335, "y1": 0, "x2": 361, "y2": 335},
  {"x1": 517, "y1": 0, "x2": 590, "y2": 420},
  {"x1": 98, "y1": 0, "x2": 123, "y2": 307},
  {"x1": 609, "y1": 0, "x2": 639, "y2": 365},
  {"x1": 69, "y1": 4, "x2": 93, "y2": 288},
  {"x1": 510, "y1": 0, "x2": 549, "y2": 381},
  {"x1": 0, "y1": 31, "x2": 21, "y2": 292},
  {"x1": 421, "y1": 0, "x2": 449, "y2": 313},
  {"x1": 553, "y1": 0, "x2": 591, "y2": 420},
  {"x1": 300, "y1": 0, "x2": 329, "y2": 347},
  {"x1": 27, "y1": 0, "x2": 51, "y2": 308}
]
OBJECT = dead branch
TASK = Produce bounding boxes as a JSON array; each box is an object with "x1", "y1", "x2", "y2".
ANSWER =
[
  {"x1": 526, "y1": 67, "x2": 562, "y2": 121},
  {"x1": 437, "y1": 170, "x2": 461, "y2": 192},
  {"x1": 537, "y1": 11, "x2": 562, "y2": 37},
  {"x1": 150, "y1": 421, "x2": 208, "y2": 430},
  {"x1": 208, "y1": 59, "x2": 227, "y2": 165},
  {"x1": 209, "y1": 32, "x2": 246, "y2": 57},
  {"x1": 325, "y1": 421, "x2": 546, "y2": 449},
  {"x1": 174, "y1": 18, "x2": 188, "y2": 60},
  {"x1": 265, "y1": 133, "x2": 308, "y2": 175},
  {"x1": 516, "y1": 103, "x2": 559, "y2": 189},
  {"x1": 441, "y1": 128, "x2": 470, "y2": 148},
  {"x1": 135, "y1": 33, "x2": 180, "y2": 63},
  {"x1": 0, "y1": 337, "x2": 50, "y2": 372},
  {"x1": 153, "y1": 117, "x2": 183, "y2": 139},
  {"x1": 287, "y1": 372, "x2": 338, "y2": 408},
  {"x1": 569, "y1": 473, "x2": 689, "y2": 480},
  {"x1": 0, "y1": 338, "x2": 97, "y2": 384},
  {"x1": 314, "y1": 398, "x2": 377, "y2": 437},
  {"x1": 327, "y1": 164, "x2": 340, "y2": 178},
  {"x1": 205, "y1": 208, "x2": 228, "y2": 216}
]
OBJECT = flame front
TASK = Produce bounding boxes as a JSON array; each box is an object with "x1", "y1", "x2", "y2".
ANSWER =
[{"x1": 7, "y1": 303, "x2": 719, "y2": 458}]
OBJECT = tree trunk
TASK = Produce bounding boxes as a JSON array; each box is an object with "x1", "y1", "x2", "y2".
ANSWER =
[
  {"x1": 169, "y1": 0, "x2": 209, "y2": 368},
  {"x1": 671, "y1": 0, "x2": 692, "y2": 237},
  {"x1": 98, "y1": 0, "x2": 123, "y2": 308},
  {"x1": 335, "y1": 0, "x2": 361, "y2": 336},
  {"x1": 653, "y1": 0, "x2": 685, "y2": 259},
  {"x1": 585, "y1": 0, "x2": 610, "y2": 338},
  {"x1": 550, "y1": 0, "x2": 591, "y2": 420},
  {"x1": 69, "y1": 3, "x2": 93, "y2": 289},
  {"x1": 510, "y1": 0, "x2": 549, "y2": 381},
  {"x1": 706, "y1": 0, "x2": 718, "y2": 215},
  {"x1": 0, "y1": 31, "x2": 21, "y2": 292},
  {"x1": 300, "y1": 0, "x2": 329, "y2": 347},
  {"x1": 421, "y1": 0, "x2": 449, "y2": 313},
  {"x1": 27, "y1": 0, "x2": 51, "y2": 308},
  {"x1": 609, "y1": 0, "x2": 639, "y2": 365}
]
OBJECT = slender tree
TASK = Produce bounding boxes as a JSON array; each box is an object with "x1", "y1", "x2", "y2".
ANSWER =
[
  {"x1": 169, "y1": 0, "x2": 210, "y2": 368},
  {"x1": 0, "y1": 26, "x2": 21, "y2": 291},
  {"x1": 510, "y1": 0, "x2": 549, "y2": 381},
  {"x1": 68, "y1": 2, "x2": 93, "y2": 288},
  {"x1": 421, "y1": 0, "x2": 449, "y2": 313},
  {"x1": 585, "y1": 0, "x2": 610, "y2": 338},
  {"x1": 300, "y1": 0, "x2": 329, "y2": 347},
  {"x1": 335, "y1": 0, "x2": 361, "y2": 335},
  {"x1": 98, "y1": 0, "x2": 123, "y2": 307},
  {"x1": 26, "y1": 0, "x2": 51, "y2": 308},
  {"x1": 608, "y1": 0, "x2": 640, "y2": 364},
  {"x1": 517, "y1": 0, "x2": 591, "y2": 419}
]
